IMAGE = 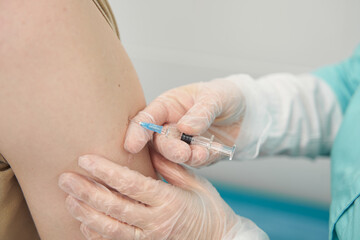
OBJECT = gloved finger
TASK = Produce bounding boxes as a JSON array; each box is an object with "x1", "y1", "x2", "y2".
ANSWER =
[
  {"x1": 150, "y1": 150, "x2": 199, "y2": 190},
  {"x1": 65, "y1": 195, "x2": 144, "y2": 240},
  {"x1": 153, "y1": 134, "x2": 221, "y2": 167},
  {"x1": 185, "y1": 145, "x2": 211, "y2": 167},
  {"x1": 124, "y1": 111, "x2": 157, "y2": 154},
  {"x1": 125, "y1": 95, "x2": 179, "y2": 154},
  {"x1": 153, "y1": 132, "x2": 191, "y2": 163},
  {"x1": 80, "y1": 223, "x2": 107, "y2": 240},
  {"x1": 186, "y1": 149, "x2": 221, "y2": 168},
  {"x1": 125, "y1": 87, "x2": 194, "y2": 154},
  {"x1": 177, "y1": 93, "x2": 222, "y2": 136},
  {"x1": 78, "y1": 155, "x2": 170, "y2": 206},
  {"x1": 59, "y1": 172, "x2": 151, "y2": 228}
]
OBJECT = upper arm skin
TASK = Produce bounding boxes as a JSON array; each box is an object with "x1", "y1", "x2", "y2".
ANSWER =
[{"x1": 0, "y1": 0, "x2": 156, "y2": 239}]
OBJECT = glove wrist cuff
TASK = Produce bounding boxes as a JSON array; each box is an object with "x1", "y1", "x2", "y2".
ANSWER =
[
  {"x1": 222, "y1": 215, "x2": 269, "y2": 240},
  {"x1": 224, "y1": 74, "x2": 272, "y2": 160}
]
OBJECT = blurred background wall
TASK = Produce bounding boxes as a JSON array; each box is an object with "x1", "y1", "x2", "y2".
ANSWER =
[{"x1": 108, "y1": 0, "x2": 360, "y2": 206}]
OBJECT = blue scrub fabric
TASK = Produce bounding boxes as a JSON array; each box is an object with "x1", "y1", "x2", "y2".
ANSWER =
[{"x1": 314, "y1": 44, "x2": 360, "y2": 240}]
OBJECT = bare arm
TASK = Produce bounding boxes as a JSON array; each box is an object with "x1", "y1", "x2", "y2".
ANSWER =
[{"x1": 0, "y1": 0, "x2": 156, "y2": 239}]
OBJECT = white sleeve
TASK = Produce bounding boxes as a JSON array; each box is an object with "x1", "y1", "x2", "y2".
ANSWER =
[{"x1": 228, "y1": 73, "x2": 343, "y2": 159}]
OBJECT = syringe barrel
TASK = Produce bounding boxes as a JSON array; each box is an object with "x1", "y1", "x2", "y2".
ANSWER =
[
  {"x1": 190, "y1": 135, "x2": 213, "y2": 149},
  {"x1": 164, "y1": 126, "x2": 236, "y2": 160},
  {"x1": 210, "y1": 142, "x2": 236, "y2": 160},
  {"x1": 191, "y1": 135, "x2": 236, "y2": 160},
  {"x1": 163, "y1": 126, "x2": 182, "y2": 139}
]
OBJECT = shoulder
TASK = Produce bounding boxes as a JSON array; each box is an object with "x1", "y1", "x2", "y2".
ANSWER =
[{"x1": 0, "y1": 0, "x2": 114, "y2": 56}]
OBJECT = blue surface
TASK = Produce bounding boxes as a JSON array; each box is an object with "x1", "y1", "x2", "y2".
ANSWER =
[{"x1": 213, "y1": 182, "x2": 329, "y2": 240}]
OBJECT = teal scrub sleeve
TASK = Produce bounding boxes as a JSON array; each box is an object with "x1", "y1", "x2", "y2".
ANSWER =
[
  {"x1": 316, "y1": 44, "x2": 360, "y2": 240},
  {"x1": 313, "y1": 45, "x2": 360, "y2": 113},
  {"x1": 329, "y1": 88, "x2": 360, "y2": 240},
  {"x1": 332, "y1": 197, "x2": 360, "y2": 240}
]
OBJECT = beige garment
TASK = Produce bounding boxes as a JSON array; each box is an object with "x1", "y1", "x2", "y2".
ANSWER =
[{"x1": 0, "y1": 1, "x2": 119, "y2": 239}]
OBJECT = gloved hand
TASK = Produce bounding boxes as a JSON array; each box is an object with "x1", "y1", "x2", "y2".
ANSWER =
[
  {"x1": 58, "y1": 152, "x2": 269, "y2": 240},
  {"x1": 125, "y1": 75, "x2": 271, "y2": 167}
]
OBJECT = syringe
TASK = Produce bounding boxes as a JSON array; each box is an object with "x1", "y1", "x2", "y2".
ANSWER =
[{"x1": 138, "y1": 122, "x2": 236, "y2": 160}]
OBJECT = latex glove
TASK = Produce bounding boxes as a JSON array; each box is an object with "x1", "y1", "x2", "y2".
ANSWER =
[
  {"x1": 58, "y1": 152, "x2": 269, "y2": 240},
  {"x1": 125, "y1": 75, "x2": 271, "y2": 167}
]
